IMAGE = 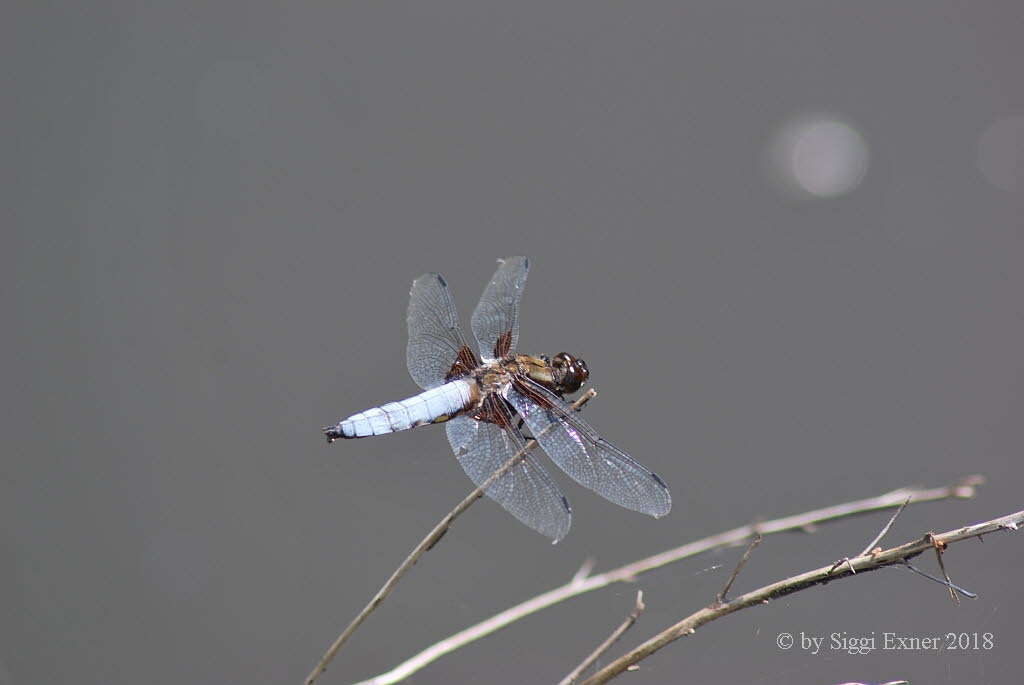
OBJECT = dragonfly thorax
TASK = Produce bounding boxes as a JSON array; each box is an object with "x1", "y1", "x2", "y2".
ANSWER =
[{"x1": 477, "y1": 353, "x2": 589, "y2": 397}]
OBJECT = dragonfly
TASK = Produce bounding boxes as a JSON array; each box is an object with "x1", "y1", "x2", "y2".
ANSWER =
[{"x1": 323, "y1": 257, "x2": 671, "y2": 542}]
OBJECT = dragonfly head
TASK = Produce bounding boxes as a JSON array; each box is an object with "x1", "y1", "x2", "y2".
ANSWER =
[{"x1": 551, "y1": 352, "x2": 589, "y2": 395}]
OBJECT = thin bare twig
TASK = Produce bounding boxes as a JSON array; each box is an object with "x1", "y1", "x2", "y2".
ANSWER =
[
  {"x1": 929, "y1": 533, "x2": 960, "y2": 605},
  {"x1": 900, "y1": 560, "x2": 977, "y2": 598},
  {"x1": 715, "y1": 534, "x2": 761, "y2": 605},
  {"x1": 350, "y1": 476, "x2": 982, "y2": 685},
  {"x1": 571, "y1": 558, "x2": 597, "y2": 586},
  {"x1": 859, "y1": 496, "x2": 911, "y2": 557},
  {"x1": 304, "y1": 390, "x2": 598, "y2": 685},
  {"x1": 559, "y1": 591, "x2": 645, "y2": 685},
  {"x1": 580, "y1": 509, "x2": 1024, "y2": 684}
]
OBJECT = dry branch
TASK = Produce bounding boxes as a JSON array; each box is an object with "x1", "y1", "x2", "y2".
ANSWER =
[
  {"x1": 580, "y1": 509, "x2": 1023, "y2": 684},
  {"x1": 348, "y1": 476, "x2": 982, "y2": 685}
]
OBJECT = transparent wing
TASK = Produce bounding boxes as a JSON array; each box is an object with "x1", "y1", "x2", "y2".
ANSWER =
[
  {"x1": 446, "y1": 396, "x2": 572, "y2": 542},
  {"x1": 505, "y1": 380, "x2": 672, "y2": 518},
  {"x1": 470, "y1": 256, "x2": 529, "y2": 361},
  {"x1": 407, "y1": 273, "x2": 479, "y2": 390}
]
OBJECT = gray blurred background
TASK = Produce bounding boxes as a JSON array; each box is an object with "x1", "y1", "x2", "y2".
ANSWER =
[{"x1": 4, "y1": 2, "x2": 1023, "y2": 684}]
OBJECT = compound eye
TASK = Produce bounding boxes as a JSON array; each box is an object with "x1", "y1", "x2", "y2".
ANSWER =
[{"x1": 553, "y1": 352, "x2": 588, "y2": 393}]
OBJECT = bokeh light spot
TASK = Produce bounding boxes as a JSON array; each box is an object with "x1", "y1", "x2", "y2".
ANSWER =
[{"x1": 767, "y1": 114, "x2": 870, "y2": 199}]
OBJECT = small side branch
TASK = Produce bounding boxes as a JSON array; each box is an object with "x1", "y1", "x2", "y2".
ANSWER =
[
  {"x1": 303, "y1": 390, "x2": 597, "y2": 685},
  {"x1": 580, "y1": 509, "x2": 1024, "y2": 684},
  {"x1": 900, "y1": 560, "x2": 977, "y2": 599},
  {"x1": 929, "y1": 533, "x2": 960, "y2": 605},
  {"x1": 859, "y1": 496, "x2": 911, "y2": 557},
  {"x1": 559, "y1": 591, "x2": 645, "y2": 685},
  {"x1": 715, "y1": 535, "x2": 761, "y2": 605}
]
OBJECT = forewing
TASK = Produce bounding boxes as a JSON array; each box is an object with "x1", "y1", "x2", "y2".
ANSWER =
[
  {"x1": 407, "y1": 273, "x2": 479, "y2": 390},
  {"x1": 506, "y1": 380, "x2": 672, "y2": 518},
  {"x1": 470, "y1": 257, "x2": 529, "y2": 361},
  {"x1": 446, "y1": 397, "x2": 572, "y2": 542}
]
